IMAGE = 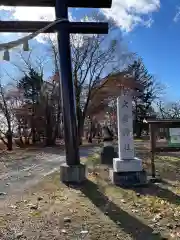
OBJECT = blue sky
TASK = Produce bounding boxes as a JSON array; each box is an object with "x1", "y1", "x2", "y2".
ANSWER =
[
  {"x1": 124, "y1": 0, "x2": 180, "y2": 101},
  {"x1": 0, "y1": 0, "x2": 180, "y2": 102}
]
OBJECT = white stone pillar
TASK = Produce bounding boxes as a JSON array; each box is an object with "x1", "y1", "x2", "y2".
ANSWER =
[
  {"x1": 117, "y1": 93, "x2": 134, "y2": 160},
  {"x1": 113, "y1": 89, "x2": 142, "y2": 172}
]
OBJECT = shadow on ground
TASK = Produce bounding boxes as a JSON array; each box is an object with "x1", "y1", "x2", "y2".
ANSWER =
[
  {"x1": 68, "y1": 180, "x2": 162, "y2": 240},
  {"x1": 97, "y1": 165, "x2": 180, "y2": 207},
  {"x1": 132, "y1": 183, "x2": 180, "y2": 206}
]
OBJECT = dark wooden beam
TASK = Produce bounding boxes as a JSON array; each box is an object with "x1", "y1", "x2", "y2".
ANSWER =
[
  {"x1": 0, "y1": 0, "x2": 112, "y2": 7},
  {"x1": 148, "y1": 121, "x2": 180, "y2": 128},
  {"x1": 0, "y1": 21, "x2": 108, "y2": 34}
]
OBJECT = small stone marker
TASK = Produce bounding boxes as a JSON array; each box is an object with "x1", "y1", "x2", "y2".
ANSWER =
[{"x1": 100, "y1": 126, "x2": 118, "y2": 165}]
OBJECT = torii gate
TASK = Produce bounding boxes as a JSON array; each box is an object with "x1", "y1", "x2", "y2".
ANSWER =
[{"x1": 0, "y1": 0, "x2": 112, "y2": 183}]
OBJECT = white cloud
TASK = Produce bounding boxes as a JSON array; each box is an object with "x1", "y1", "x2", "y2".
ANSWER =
[
  {"x1": 1, "y1": 1, "x2": 160, "y2": 31},
  {"x1": 0, "y1": 0, "x2": 160, "y2": 44},
  {"x1": 12, "y1": 7, "x2": 55, "y2": 21},
  {"x1": 174, "y1": 7, "x2": 180, "y2": 22},
  {"x1": 0, "y1": 6, "x2": 74, "y2": 21},
  {"x1": 102, "y1": 0, "x2": 160, "y2": 31}
]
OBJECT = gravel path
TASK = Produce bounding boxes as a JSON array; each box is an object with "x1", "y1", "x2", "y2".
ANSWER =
[{"x1": 0, "y1": 147, "x2": 98, "y2": 200}]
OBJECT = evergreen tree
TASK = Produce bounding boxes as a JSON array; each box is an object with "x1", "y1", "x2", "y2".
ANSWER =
[
  {"x1": 17, "y1": 68, "x2": 43, "y2": 143},
  {"x1": 18, "y1": 68, "x2": 43, "y2": 104},
  {"x1": 127, "y1": 58, "x2": 158, "y2": 137}
]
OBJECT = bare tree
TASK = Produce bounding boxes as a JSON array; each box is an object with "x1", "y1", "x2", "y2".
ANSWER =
[
  {"x1": 45, "y1": 14, "x2": 134, "y2": 143},
  {"x1": 4, "y1": 49, "x2": 62, "y2": 146},
  {"x1": 0, "y1": 79, "x2": 18, "y2": 150},
  {"x1": 157, "y1": 101, "x2": 180, "y2": 119},
  {"x1": 10, "y1": 48, "x2": 49, "y2": 77},
  {"x1": 39, "y1": 80, "x2": 62, "y2": 145}
]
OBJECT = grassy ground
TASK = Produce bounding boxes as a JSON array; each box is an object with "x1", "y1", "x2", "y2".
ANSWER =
[{"x1": 0, "y1": 142, "x2": 180, "y2": 239}]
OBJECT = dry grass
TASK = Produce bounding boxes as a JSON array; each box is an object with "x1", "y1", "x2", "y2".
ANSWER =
[
  {"x1": 0, "y1": 142, "x2": 180, "y2": 239},
  {"x1": 0, "y1": 171, "x2": 162, "y2": 240}
]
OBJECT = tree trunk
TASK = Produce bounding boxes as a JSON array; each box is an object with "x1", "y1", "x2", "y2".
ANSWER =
[
  {"x1": 88, "y1": 120, "x2": 93, "y2": 143},
  {"x1": 44, "y1": 104, "x2": 56, "y2": 146},
  {"x1": 31, "y1": 102, "x2": 36, "y2": 144},
  {"x1": 17, "y1": 123, "x2": 23, "y2": 145},
  {"x1": 4, "y1": 126, "x2": 13, "y2": 151},
  {"x1": 88, "y1": 135, "x2": 92, "y2": 143},
  {"x1": 7, "y1": 133, "x2": 13, "y2": 151},
  {"x1": 45, "y1": 121, "x2": 56, "y2": 146},
  {"x1": 32, "y1": 127, "x2": 36, "y2": 144},
  {"x1": 19, "y1": 136, "x2": 24, "y2": 146},
  {"x1": 77, "y1": 108, "x2": 85, "y2": 146},
  {"x1": 78, "y1": 121, "x2": 84, "y2": 145},
  {"x1": 45, "y1": 123, "x2": 56, "y2": 146},
  {"x1": 46, "y1": 137, "x2": 56, "y2": 146},
  {"x1": 136, "y1": 122, "x2": 143, "y2": 138}
]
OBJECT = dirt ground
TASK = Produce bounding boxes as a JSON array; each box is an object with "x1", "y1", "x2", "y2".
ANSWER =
[
  {"x1": 0, "y1": 142, "x2": 180, "y2": 240},
  {"x1": 0, "y1": 144, "x2": 99, "y2": 199}
]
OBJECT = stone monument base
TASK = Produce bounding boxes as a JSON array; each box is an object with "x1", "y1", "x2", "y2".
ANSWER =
[
  {"x1": 109, "y1": 157, "x2": 147, "y2": 187},
  {"x1": 113, "y1": 157, "x2": 143, "y2": 172},
  {"x1": 109, "y1": 169, "x2": 147, "y2": 187},
  {"x1": 60, "y1": 163, "x2": 86, "y2": 184}
]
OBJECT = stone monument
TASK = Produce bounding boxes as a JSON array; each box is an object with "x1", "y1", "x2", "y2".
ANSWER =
[
  {"x1": 100, "y1": 126, "x2": 118, "y2": 165},
  {"x1": 109, "y1": 88, "x2": 147, "y2": 187}
]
